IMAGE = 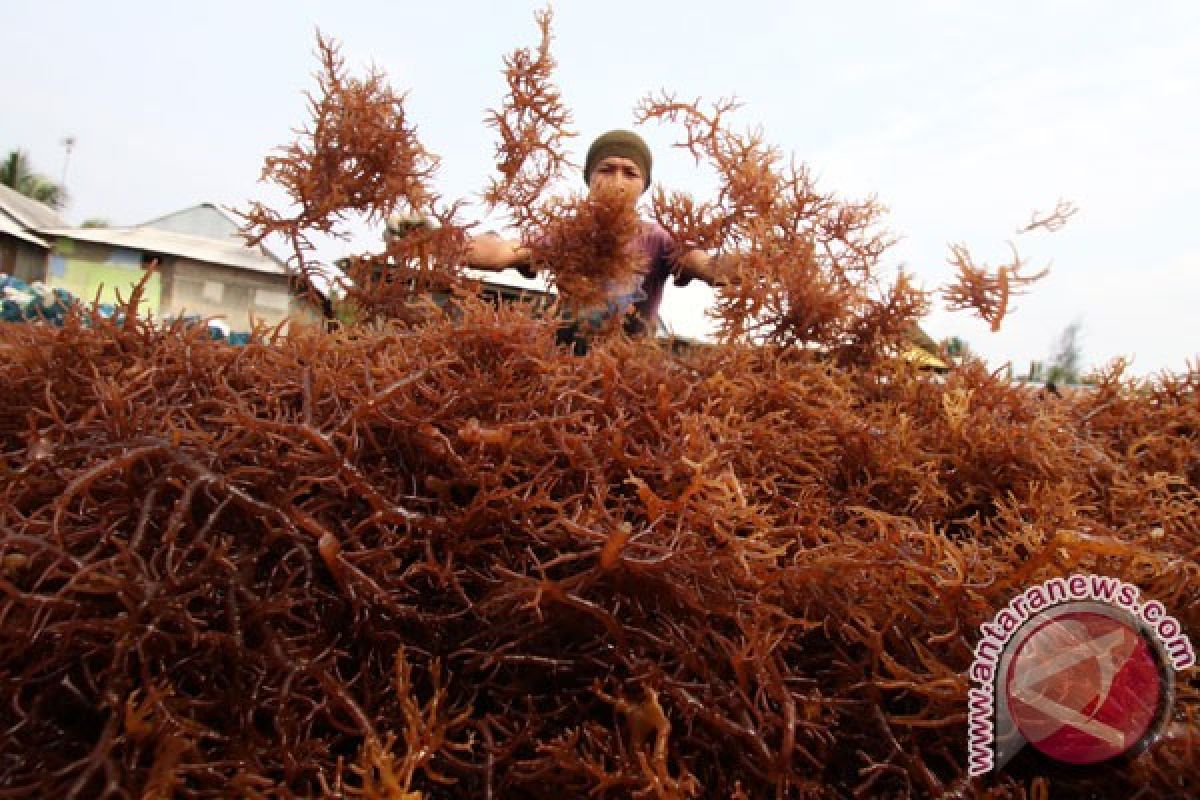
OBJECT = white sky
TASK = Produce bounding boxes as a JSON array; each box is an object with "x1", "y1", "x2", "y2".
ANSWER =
[{"x1": 4, "y1": 1, "x2": 1197, "y2": 375}]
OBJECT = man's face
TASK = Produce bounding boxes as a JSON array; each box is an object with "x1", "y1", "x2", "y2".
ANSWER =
[{"x1": 588, "y1": 156, "x2": 644, "y2": 205}]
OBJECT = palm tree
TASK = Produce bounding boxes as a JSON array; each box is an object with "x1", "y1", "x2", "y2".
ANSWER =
[{"x1": 0, "y1": 150, "x2": 68, "y2": 209}]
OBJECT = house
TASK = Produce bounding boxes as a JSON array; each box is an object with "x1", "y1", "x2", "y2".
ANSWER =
[
  {"x1": 0, "y1": 193, "x2": 324, "y2": 329},
  {"x1": 0, "y1": 183, "x2": 65, "y2": 283}
]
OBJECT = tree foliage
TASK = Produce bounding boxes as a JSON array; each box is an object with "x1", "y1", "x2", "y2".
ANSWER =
[
  {"x1": 1047, "y1": 319, "x2": 1085, "y2": 386},
  {"x1": 1, "y1": 149, "x2": 68, "y2": 210}
]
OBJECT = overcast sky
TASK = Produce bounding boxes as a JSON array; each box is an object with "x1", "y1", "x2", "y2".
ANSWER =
[{"x1": 4, "y1": 1, "x2": 1197, "y2": 375}]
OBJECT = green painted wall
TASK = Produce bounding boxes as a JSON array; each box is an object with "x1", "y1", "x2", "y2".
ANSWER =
[{"x1": 48, "y1": 239, "x2": 160, "y2": 315}]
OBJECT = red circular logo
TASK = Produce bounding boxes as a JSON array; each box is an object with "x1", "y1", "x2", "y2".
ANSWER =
[{"x1": 1004, "y1": 611, "x2": 1162, "y2": 765}]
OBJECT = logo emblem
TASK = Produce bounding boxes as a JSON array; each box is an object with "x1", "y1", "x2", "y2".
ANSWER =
[
  {"x1": 1004, "y1": 610, "x2": 1162, "y2": 765},
  {"x1": 966, "y1": 574, "x2": 1193, "y2": 776}
]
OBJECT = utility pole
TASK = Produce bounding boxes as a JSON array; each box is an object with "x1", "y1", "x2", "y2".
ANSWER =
[{"x1": 60, "y1": 136, "x2": 76, "y2": 189}]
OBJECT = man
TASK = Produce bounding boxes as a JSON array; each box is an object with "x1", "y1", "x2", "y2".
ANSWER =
[
  {"x1": 390, "y1": 130, "x2": 943, "y2": 362},
  {"x1": 461, "y1": 130, "x2": 728, "y2": 345}
]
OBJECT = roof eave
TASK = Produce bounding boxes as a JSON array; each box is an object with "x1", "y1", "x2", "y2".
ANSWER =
[{"x1": 1, "y1": 226, "x2": 50, "y2": 249}]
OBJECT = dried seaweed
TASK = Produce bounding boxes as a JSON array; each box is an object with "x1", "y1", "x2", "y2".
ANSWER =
[
  {"x1": 480, "y1": 8, "x2": 637, "y2": 311},
  {"x1": 1, "y1": 9, "x2": 1197, "y2": 800},
  {"x1": 482, "y1": 7, "x2": 575, "y2": 229},
  {"x1": 941, "y1": 243, "x2": 1048, "y2": 333},
  {"x1": 3, "y1": 301, "x2": 1196, "y2": 799},
  {"x1": 635, "y1": 95, "x2": 912, "y2": 357},
  {"x1": 237, "y1": 33, "x2": 467, "y2": 325},
  {"x1": 527, "y1": 185, "x2": 643, "y2": 310},
  {"x1": 1018, "y1": 200, "x2": 1079, "y2": 234}
]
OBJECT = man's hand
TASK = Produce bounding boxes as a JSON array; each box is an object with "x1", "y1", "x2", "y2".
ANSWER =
[
  {"x1": 466, "y1": 232, "x2": 535, "y2": 275},
  {"x1": 384, "y1": 212, "x2": 435, "y2": 242},
  {"x1": 673, "y1": 249, "x2": 733, "y2": 287},
  {"x1": 385, "y1": 216, "x2": 537, "y2": 277}
]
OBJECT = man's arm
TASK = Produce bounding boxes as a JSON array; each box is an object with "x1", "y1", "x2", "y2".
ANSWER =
[
  {"x1": 386, "y1": 215, "x2": 537, "y2": 278},
  {"x1": 465, "y1": 233, "x2": 537, "y2": 278},
  {"x1": 671, "y1": 249, "x2": 736, "y2": 287}
]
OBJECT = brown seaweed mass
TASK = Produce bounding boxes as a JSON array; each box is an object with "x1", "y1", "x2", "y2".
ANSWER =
[{"x1": 2, "y1": 10, "x2": 1197, "y2": 800}]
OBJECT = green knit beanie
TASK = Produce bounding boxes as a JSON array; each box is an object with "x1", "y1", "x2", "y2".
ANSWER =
[{"x1": 583, "y1": 130, "x2": 652, "y2": 192}]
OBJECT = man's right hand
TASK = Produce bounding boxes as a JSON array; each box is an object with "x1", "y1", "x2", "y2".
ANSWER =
[{"x1": 465, "y1": 232, "x2": 535, "y2": 275}]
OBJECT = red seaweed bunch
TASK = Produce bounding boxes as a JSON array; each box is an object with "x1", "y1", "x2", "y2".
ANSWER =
[
  {"x1": 482, "y1": 7, "x2": 576, "y2": 228},
  {"x1": 1018, "y1": 199, "x2": 1079, "y2": 234},
  {"x1": 934, "y1": 197, "x2": 1076, "y2": 333},
  {"x1": 942, "y1": 242, "x2": 1049, "y2": 333},
  {"x1": 239, "y1": 33, "x2": 468, "y2": 325},
  {"x1": 480, "y1": 7, "x2": 641, "y2": 311},
  {"x1": 527, "y1": 185, "x2": 643, "y2": 311},
  {"x1": 636, "y1": 96, "x2": 926, "y2": 359}
]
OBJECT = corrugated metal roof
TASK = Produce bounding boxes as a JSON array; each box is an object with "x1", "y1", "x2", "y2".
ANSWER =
[
  {"x1": 0, "y1": 183, "x2": 67, "y2": 230},
  {"x1": 0, "y1": 211, "x2": 49, "y2": 248},
  {"x1": 35, "y1": 225, "x2": 289, "y2": 276},
  {"x1": 138, "y1": 202, "x2": 261, "y2": 247}
]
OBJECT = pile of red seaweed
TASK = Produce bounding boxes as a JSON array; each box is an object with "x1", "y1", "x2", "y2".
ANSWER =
[{"x1": 2, "y1": 9, "x2": 1198, "y2": 799}]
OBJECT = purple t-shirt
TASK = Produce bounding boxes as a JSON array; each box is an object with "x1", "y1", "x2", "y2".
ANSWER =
[
  {"x1": 533, "y1": 218, "x2": 676, "y2": 333},
  {"x1": 623, "y1": 220, "x2": 676, "y2": 328}
]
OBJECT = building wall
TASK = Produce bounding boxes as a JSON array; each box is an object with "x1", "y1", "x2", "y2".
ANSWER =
[
  {"x1": 46, "y1": 238, "x2": 161, "y2": 316},
  {"x1": 14, "y1": 240, "x2": 46, "y2": 283},
  {"x1": 35, "y1": 236, "x2": 321, "y2": 331},
  {"x1": 1, "y1": 235, "x2": 48, "y2": 283},
  {"x1": 165, "y1": 258, "x2": 320, "y2": 329}
]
